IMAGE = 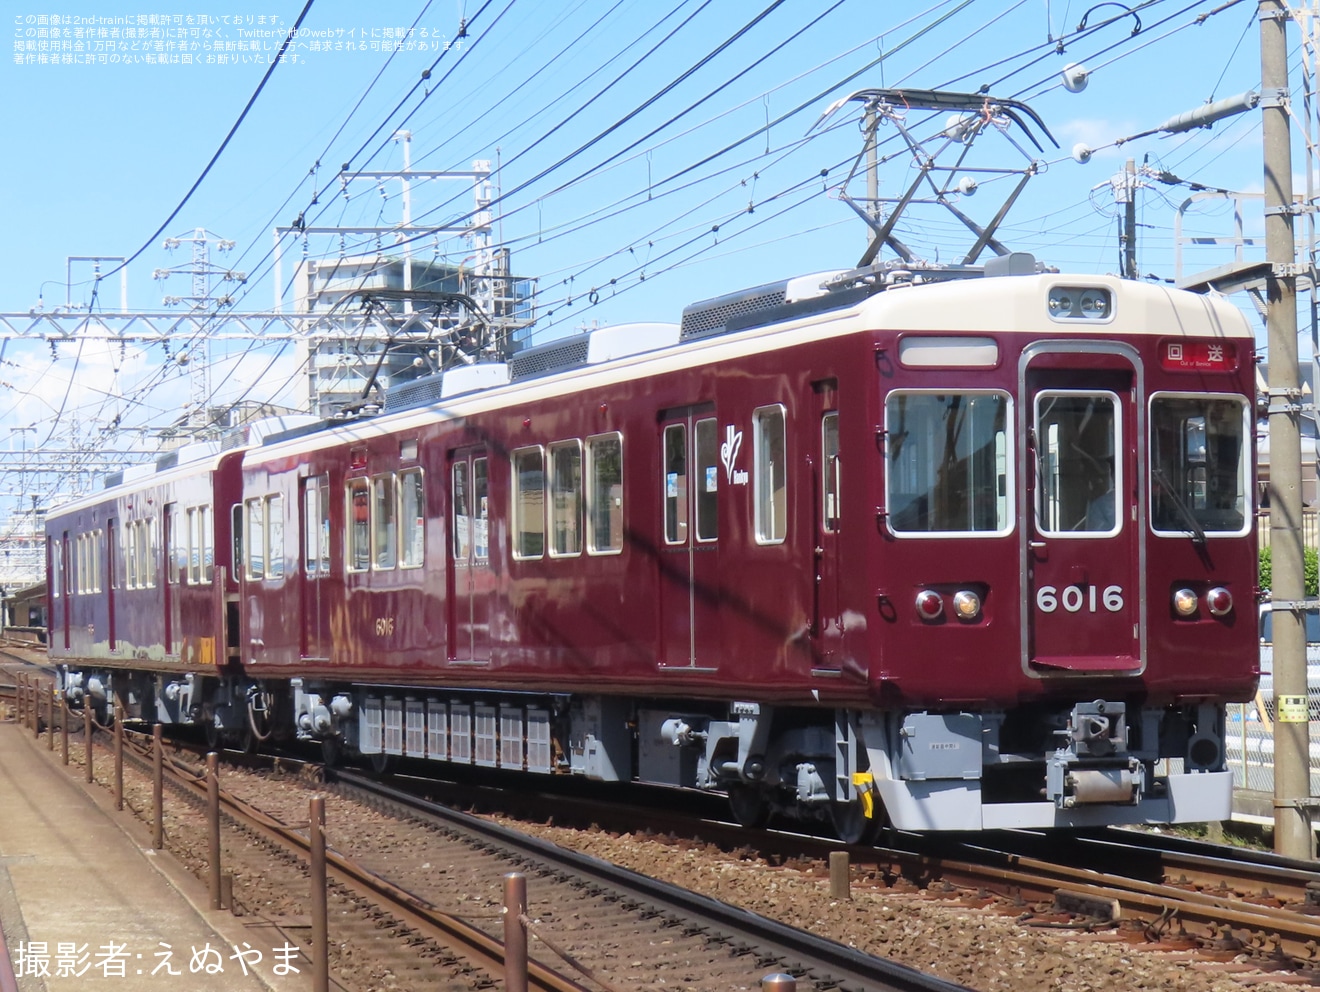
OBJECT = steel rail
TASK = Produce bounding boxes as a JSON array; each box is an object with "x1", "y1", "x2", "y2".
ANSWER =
[
  {"x1": 330, "y1": 769, "x2": 975, "y2": 992},
  {"x1": 129, "y1": 737, "x2": 594, "y2": 992}
]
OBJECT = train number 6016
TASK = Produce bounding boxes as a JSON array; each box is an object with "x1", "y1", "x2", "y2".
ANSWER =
[{"x1": 1036, "y1": 585, "x2": 1124, "y2": 614}]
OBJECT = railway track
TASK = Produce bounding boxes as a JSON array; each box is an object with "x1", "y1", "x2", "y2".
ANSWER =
[
  {"x1": 76, "y1": 722, "x2": 975, "y2": 992},
  {"x1": 14, "y1": 686, "x2": 1320, "y2": 989}
]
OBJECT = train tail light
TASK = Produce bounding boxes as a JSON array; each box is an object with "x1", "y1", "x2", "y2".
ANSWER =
[
  {"x1": 915, "y1": 590, "x2": 944, "y2": 621},
  {"x1": 953, "y1": 590, "x2": 981, "y2": 620},
  {"x1": 1205, "y1": 587, "x2": 1233, "y2": 617},
  {"x1": 1173, "y1": 588, "x2": 1198, "y2": 617}
]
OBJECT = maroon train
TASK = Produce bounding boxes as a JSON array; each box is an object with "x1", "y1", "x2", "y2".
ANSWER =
[{"x1": 46, "y1": 254, "x2": 1259, "y2": 835}]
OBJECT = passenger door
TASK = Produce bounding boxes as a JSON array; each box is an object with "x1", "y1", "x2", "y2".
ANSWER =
[
  {"x1": 811, "y1": 406, "x2": 843, "y2": 672},
  {"x1": 658, "y1": 409, "x2": 720, "y2": 670},
  {"x1": 448, "y1": 448, "x2": 491, "y2": 663},
  {"x1": 1022, "y1": 345, "x2": 1143, "y2": 674},
  {"x1": 300, "y1": 475, "x2": 331, "y2": 660}
]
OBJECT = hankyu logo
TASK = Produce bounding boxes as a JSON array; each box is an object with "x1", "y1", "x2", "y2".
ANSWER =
[{"x1": 721, "y1": 424, "x2": 748, "y2": 485}]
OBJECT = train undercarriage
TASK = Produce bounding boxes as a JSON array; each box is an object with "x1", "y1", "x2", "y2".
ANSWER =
[{"x1": 56, "y1": 664, "x2": 1232, "y2": 833}]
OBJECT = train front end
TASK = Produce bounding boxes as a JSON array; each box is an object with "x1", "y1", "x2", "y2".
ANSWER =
[{"x1": 856, "y1": 272, "x2": 1258, "y2": 830}]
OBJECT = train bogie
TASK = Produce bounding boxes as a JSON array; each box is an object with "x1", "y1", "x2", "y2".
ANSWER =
[{"x1": 47, "y1": 259, "x2": 1258, "y2": 833}]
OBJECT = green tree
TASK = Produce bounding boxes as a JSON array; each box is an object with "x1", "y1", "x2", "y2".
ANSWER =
[{"x1": 1260, "y1": 544, "x2": 1320, "y2": 596}]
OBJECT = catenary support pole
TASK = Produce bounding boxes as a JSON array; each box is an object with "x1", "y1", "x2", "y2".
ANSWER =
[{"x1": 1261, "y1": 0, "x2": 1313, "y2": 860}]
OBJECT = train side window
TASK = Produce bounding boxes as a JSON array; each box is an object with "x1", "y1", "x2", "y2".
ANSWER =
[
  {"x1": 167, "y1": 507, "x2": 181, "y2": 586},
  {"x1": 347, "y1": 479, "x2": 370, "y2": 573},
  {"x1": 124, "y1": 522, "x2": 137, "y2": 589},
  {"x1": 754, "y1": 405, "x2": 788, "y2": 544},
  {"x1": 50, "y1": 537, "x2": 61, "y2": 598},
  {"x1": 74, "y1": 534, "x2": 83, "y2": 594},
  {"x1": 231, "y1": 503, "x2": 243, "y2": 581},
  {"x1": 549, "y1": 440, "x2": 582, "y2": 557},
  {"x1": 267, "y1": 494, "x2": 285, "y2": 579},
  {"x1": 586, "y1": 432, "x2": 623, "y2": 554},
  {"x1": 303, "y1": 482, "x2": 320, "y2": 575},
  {"x1": 695, "y1": 418, "x2": 718, "y2": 542},
  {"x1": 664, "y1": 424, "x2": 688, "y2": 545},
  {"x1": 185, "y1": 507, "x2": 198, "y2": 584},
  {"x1": 886, "y1": 391, "x2": 1010, "y2": 535},
  {"x1": 473, "y1": 457, "x2": 489, "y2": 561},
  {"x1": 245, "y1": 498, "x2": 265, "y2": 580},
  {"x1": 512, "y1": 446, "x2": 545, "y2": 560},
  {"x1": 372, "y1": 474, "x2": 397, "y2": 570},
  {"x1": 452, "y1": 462, "x2": 470, "y2": 562},
  {"x1": 400, "y1": 468, "x2": 424, "y2": 568},
  {"x1": 186, "y1": 506, "x2": 212, "y2": 584},
  {"x1": 147, "y1": 517, "x2": 158, "y2": 588},
  {"x1": 823, "y1": 412, "x2": 840, "y2": 532}
]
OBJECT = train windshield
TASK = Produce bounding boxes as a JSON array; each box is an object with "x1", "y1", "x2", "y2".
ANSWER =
[
  {"x1": 1149, "y1": 394, "x2": 1249, "y2": 536},
  {"x1": 1035, "y1": 391, "x2": 1120, "y2": 537},
  {"x1": 885, "y1": 391, "x2": 1010, "y2": 535}
]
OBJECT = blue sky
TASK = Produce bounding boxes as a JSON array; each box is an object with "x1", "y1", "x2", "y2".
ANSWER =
[{"x1": 0, "y1": 0, "x2": 1283, "y2": 512}]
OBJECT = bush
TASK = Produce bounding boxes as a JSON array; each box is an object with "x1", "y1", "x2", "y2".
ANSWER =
[{"x1": 1260, "y1": 544, "x2": 1320, "y2": 595}]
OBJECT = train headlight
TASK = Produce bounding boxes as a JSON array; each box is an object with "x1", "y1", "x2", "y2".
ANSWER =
[
  {"x1": 1047, "y1": 290, "x2": 1074, "y2": 314},
  {"x1": 1048, "y1": 286, "x2": 1113, "y2": 320},
  {"x1": 1078, "y1": 289, "x2": 1109, "y2": 317},
  {"x1": 1205, "y1": 587, "x2": 1233, "y2": 617},
  {"x1": 953, "y1": 590, "x2": 981, "y2": 620},
  {"x1": 915, "y1": 590, "x2": 944, "y2": 621},
  {"x1": 1173, "y1": 588, "x2": 1199, "y2": 617}
]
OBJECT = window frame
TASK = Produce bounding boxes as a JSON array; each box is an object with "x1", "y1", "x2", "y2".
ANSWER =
[
  {"x1": 1034, "y1": 389, "x2": 1122, "y2": 540},
  {"x1": 370, "y1": 473, "x2": 397, "y2": 571},
  {"x1": 1148, "y1": 390, "x2": 1251, "y2": 539},
  {"x1": 822, "y1": 411, "x2": 841, "y2": 533},
  {"x1": 753, "y1": 404, "x2": 789, "y2": 545},
  {"x1": 585, "y1": 432, "x2": 624, "y2": 556},
  {"x1": 399, "y1": 467, "x2": 425, "y2": 569},
  {"x1": 346, "y1": 477, "x2": 371, "y2": 574},
  {"x1": 884, "y1": 388, "x2": 1014, "y2": 540},
  {"x1": 548, "y1": 439, "x2": 583, "y2": 558},
  {"x1": 512, "y1": 445, "x2": 546, "y2": 561}
]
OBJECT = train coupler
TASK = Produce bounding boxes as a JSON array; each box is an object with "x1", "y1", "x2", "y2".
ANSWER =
[{"x1": 1046, "y1": 753, "x2": 1143, "y2": 808}]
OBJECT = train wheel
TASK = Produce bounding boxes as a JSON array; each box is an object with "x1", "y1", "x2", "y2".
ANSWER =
[
  {"x1": 829, "y1": 799, "x2": 879, "y2": 846},
  {"x1": 726, "y1": 784, "x2": 769, "y2": 829}
]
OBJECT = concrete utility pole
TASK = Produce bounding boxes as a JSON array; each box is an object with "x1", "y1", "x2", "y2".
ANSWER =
[
  {"x1": 1261, "y1": 0, "x2": 1312, "y2": 860},
  {"x1": 1123, "y1": 159, "x2": 1138, "y2": 279}
]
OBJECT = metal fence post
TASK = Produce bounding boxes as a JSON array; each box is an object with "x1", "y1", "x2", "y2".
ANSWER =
[
  {"x1": 310, "y1": 795, "x2": 328, "y2": 992},
  {"x1": 46, "y1": 682, "x2": 54, "y2": 751},
  {"x1": 114, "y1": 703, "x2": 124, "y2": 811},
  {"x1": 207, "y1": 752, "x2": 221, "y2": 911},
  {"x1": 83, "y1": 703, "x2": 93, "y2": 784},
  {"x1": 152, "y1": 724, "x2": 163, "y2": 850},
  {"x1": 60, "y1": 694, "x2": 68, "y2": 766},
  {"x1": 503, "y1": 872, "x2": 528, "y2": 992}
]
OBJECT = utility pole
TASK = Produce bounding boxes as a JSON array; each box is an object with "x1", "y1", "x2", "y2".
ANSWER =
[
  {"x1": 1123, "y1": 159, "x2": 1138, "y2": 279},
  {"x1": 1261, "y1": 0, "x2": 1312, "y2": 860}
]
